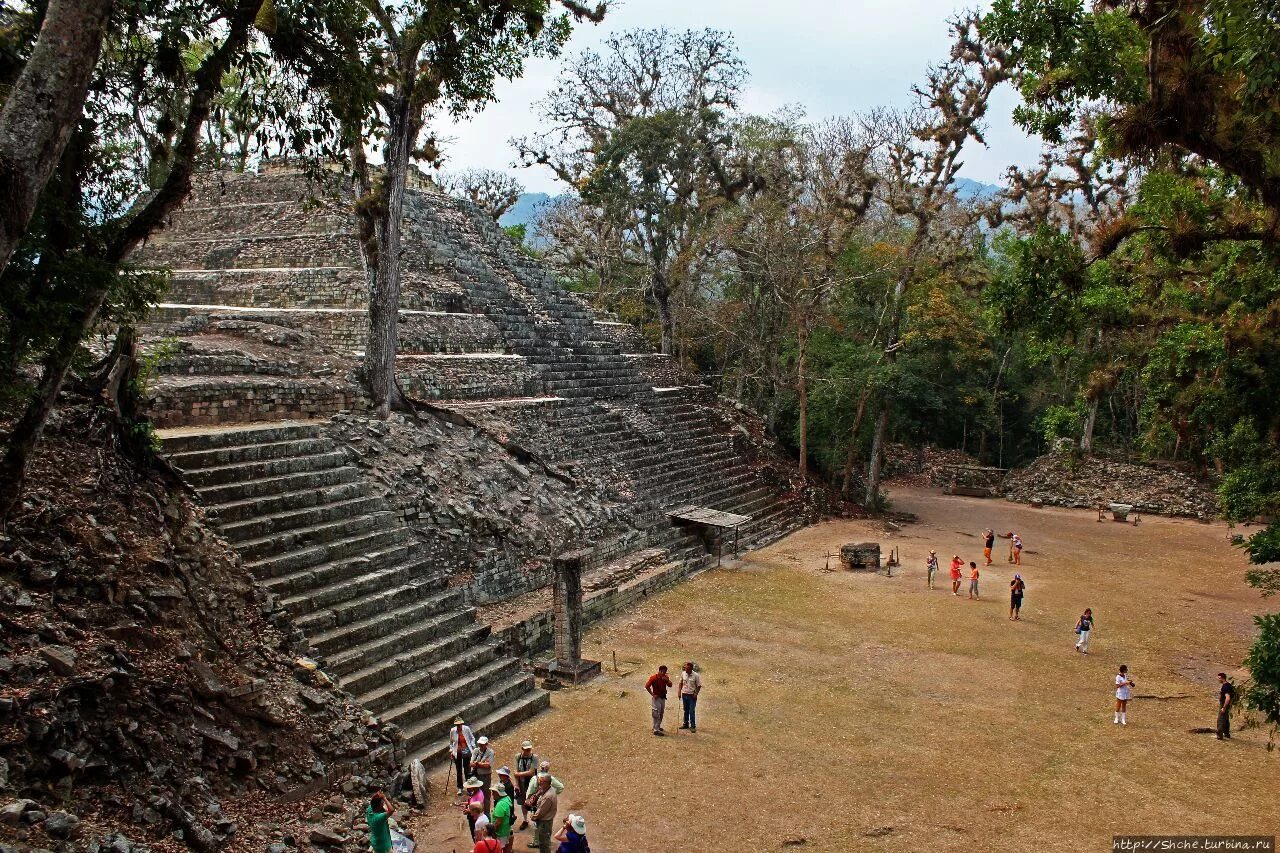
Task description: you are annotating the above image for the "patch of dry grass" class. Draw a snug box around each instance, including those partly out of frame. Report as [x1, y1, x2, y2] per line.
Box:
[407, 487, 1280, 852]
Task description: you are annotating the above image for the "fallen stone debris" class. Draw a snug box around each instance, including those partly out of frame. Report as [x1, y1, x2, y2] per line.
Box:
[1003, 451, 1219, 519]
[0, 406, 405, 851]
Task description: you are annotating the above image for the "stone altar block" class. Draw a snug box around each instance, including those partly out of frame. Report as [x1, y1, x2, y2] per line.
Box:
[839, 542, 882, 571]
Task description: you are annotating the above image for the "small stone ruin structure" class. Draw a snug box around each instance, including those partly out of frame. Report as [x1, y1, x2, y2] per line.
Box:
[940, 464, 1007, 498]
[133, 167, 826, 764]
[840, 542, 882, 571]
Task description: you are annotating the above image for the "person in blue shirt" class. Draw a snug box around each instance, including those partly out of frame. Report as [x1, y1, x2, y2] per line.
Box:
[553, 813, 590, 853]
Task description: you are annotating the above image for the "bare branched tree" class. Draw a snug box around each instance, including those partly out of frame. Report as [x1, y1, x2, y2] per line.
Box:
[437, 168, 526, 220]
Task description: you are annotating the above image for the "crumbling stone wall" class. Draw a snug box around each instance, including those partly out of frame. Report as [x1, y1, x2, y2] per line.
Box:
[1004, 451, 1219, 518]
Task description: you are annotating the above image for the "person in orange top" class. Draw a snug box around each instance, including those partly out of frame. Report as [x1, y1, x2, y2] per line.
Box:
[968, 561, 980, 600]
[645, 665, 673, 735]
[949, 556, 963, 596]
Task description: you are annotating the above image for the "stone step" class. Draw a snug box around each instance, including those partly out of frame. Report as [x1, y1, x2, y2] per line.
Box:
[159, 421, 325, 454]
[236, 511, 393, 563]
[296, 579, 460, 635]
[248, 526, 405, 580]
[207, 480, 373, 525]
[219, 494, 388, 545]
[167, 435, 333, 471]
[183, 449, 352, 488]
[341, 624, 492, 697]
[310, 587, 467, 657]
[326, 607, 479, 677]
[359, 642, 502, 716]
[405, 678, 548, 760]
[197, 465, 362, 506]
[267, 545, 418, 601]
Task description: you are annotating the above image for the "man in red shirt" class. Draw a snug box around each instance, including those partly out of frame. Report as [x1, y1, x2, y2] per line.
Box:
[645, 665, 673, 736]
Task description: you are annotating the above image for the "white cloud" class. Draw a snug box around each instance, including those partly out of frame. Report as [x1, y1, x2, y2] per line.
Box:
[431, 0, 1043, 194]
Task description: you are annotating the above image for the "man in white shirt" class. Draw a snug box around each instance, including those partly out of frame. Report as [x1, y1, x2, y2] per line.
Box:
[678, 661, 702, 733]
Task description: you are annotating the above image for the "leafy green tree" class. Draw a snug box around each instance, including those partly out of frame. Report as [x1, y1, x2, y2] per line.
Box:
[516, 28, 752, 355]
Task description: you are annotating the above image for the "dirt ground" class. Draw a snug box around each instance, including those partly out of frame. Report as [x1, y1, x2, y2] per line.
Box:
[406, 486, 1280, 852]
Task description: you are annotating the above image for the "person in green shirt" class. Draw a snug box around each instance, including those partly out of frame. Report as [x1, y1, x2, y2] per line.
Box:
[489, 781, 514, 850]
[366, 791, 394, 853]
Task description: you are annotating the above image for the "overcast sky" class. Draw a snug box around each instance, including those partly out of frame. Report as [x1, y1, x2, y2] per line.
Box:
[430, 0, 1043, 195]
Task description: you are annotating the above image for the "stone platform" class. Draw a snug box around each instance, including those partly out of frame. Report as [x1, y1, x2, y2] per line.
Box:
[134, 166, 828, 761]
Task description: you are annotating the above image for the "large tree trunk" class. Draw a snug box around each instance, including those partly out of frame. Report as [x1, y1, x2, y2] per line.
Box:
[797, 321, 809, 478]
[1080, 396, 1100, 454]
[862, 263, 912, 511]
[362, 101, 411, 419]
[0, 0, 259, 523]
[863, 403, 890, 510]
[652, 272, 674, 355]
[840, 387, 871, 497]
[0, 0, 114, 279]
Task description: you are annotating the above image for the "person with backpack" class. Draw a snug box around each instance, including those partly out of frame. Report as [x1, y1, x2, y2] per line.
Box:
[473, 823, 503, 853]
[1009, 574, 1025, 621]
[489, 780, 514, 852]
[553, 814, 590, 853]
[1075, 608, 1094, 653]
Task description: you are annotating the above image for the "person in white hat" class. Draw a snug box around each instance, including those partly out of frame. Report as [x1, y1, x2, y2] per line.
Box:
[489, 779, 514, 852]
[513, 740, 539, 830]
[462, 777, 485, 837]
[472, 735, 496, 812]
[552, 813, 588, 853]
[449, 716, 476, 795]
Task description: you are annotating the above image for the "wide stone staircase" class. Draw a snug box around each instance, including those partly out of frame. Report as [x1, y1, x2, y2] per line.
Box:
[159, 420, 549, 762]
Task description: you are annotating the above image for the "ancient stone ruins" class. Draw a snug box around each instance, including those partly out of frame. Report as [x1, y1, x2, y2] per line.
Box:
[134, 166, 826, 766]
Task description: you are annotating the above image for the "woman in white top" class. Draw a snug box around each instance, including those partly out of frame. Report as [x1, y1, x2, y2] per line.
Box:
[1114, 664, 1134, 725]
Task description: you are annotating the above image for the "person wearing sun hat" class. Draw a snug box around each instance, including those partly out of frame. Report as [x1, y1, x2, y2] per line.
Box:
[472, 735, 496, 812]
[462, 777, 485, 837]
[523, 759, 564, 801]
[449, 716, 476, 795]
[490, 778, 514, 852]
[513, 741, 539, 830]
[552, 813, 589, 853]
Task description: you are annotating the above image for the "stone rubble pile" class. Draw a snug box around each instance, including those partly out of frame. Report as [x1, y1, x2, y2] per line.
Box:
[0, 407, 400, 851]
[1003, 451, 1219, 519]
[883, 443, 989, 487]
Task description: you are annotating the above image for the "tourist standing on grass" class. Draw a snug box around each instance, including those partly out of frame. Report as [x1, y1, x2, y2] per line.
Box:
[1217, 672, 1236, 740]
[983, 529, 995, 566]
[1008, 574, 1025, 620]
[968, 562, 980, 600]
[514, 741, 539, 830]
[1075, 608, 1094, 653]
[950, 556, 964, 596]
[645, 664, 673, 735]
[490, 781, 514, 852]
[365, 792, 394, 853]
[473, 735, 496, 812]
[926, 550, 939, 589]
[529, 773, 560, 853]
[1114, 665, 1134, 725]
[553, 814, 590, 853]
[679, 661, 702, 732]
[450, 717, 476, 795]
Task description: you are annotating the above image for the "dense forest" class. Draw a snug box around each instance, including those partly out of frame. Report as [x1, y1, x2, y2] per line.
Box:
[1, 0, 1278, 743]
